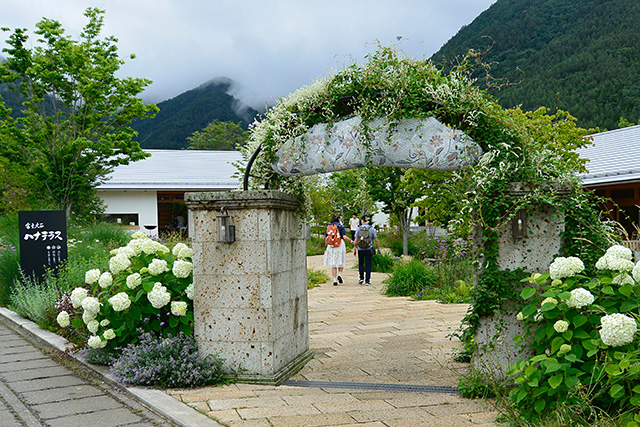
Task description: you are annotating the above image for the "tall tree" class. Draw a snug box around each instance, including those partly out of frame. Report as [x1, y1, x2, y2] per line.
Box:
[327, 169, 376, 218]
[186, 119, 248, 150]
[0, 8, 158, 218]
[365, 167, 422, 256]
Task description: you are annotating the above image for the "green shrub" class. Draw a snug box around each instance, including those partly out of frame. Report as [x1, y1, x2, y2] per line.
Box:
[307, 268, 330, 288]
[58, 232, 194, 352]
[371, 252, 396, 273]
[0, 214, 20, 306]
[383, 259, 438, 296]
[110, 331, 227, 388]
[458, 370, 497, 399]
[306, 235, 326, 256]
[10, 272, 61, 328]
[506, 245, 640, 425]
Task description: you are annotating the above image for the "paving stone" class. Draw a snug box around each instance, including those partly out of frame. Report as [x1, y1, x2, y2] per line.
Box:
[19, 384, 105, 405]
[1, 365, 70, 382]
[32, 394, 124, 420]
[43, 407, 145, 427]
[268, 412, 355, 427]
[9, 374, 86, 393]
[0, 351, 49, 364]
[0, 357, 59, 373]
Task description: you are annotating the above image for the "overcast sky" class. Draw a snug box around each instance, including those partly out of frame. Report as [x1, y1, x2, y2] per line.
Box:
[2, 0, 496, 109]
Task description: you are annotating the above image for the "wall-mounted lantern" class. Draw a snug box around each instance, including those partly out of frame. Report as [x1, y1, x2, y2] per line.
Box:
[217, 207, 236, 243]
[512, 209, 527, 239]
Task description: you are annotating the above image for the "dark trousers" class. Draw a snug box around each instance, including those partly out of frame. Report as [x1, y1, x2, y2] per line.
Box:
[357, 249, 373, 283]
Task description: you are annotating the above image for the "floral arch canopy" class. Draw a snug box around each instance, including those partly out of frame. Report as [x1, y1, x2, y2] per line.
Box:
[272, 116, 482, 176]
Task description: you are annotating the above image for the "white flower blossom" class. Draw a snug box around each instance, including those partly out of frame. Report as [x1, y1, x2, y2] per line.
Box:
[516, 311, 524, 321]
[566, 288, 595, 309]
[98, 272, 113, 288]
[600, 313, 637, 347]
[596, 254, 635, 272]
[103, 329, 116, 340]
[549, 256, 585, 280]
[71, 287, 89, 308]
[541, 297, 558, 307]
[171, 301, 188, 316]
[108, 292, 131, 312]
[126, 273, 142, 289]
[87, 335, 105, 349]
[172, 242, 189, 257]
[82, 310, 96, 324]
[148, 258, 169, 275]
[131, 231, 148, 239]
[100, 319, 110, 327]
[109, 253, 131, 275]
[81, 296, 101, 315]
[172, 260, 193, 278]
[85, 269, 100, 285]
[87, 319, 99, 334]
[185, 283, 194, 300]
[632, 261, 640, 283]
[554, 320, 569, 333]
[126, 238, 144, 256]
[177, 246, 193, 259]
[142, 239, 170, 256]
[612, 272, 634, 286]
[605, 245, 633, 260]
[147, 282, 171, 309]
[56, 311, 70, 328]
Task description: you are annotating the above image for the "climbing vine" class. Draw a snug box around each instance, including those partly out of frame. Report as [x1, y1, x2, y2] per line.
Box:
[241, 44, 612, 346]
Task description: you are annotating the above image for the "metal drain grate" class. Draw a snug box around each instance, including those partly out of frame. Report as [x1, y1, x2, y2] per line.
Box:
[283, 380, 459, 395]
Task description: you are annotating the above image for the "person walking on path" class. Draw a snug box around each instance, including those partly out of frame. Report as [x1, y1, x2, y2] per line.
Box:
[324, 214, 353, 286]
[349, 213, 360, 240]
[353, 216, 380, 286]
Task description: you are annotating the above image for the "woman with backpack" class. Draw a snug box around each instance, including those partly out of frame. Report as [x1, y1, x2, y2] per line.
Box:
[324, 214, 353, 286]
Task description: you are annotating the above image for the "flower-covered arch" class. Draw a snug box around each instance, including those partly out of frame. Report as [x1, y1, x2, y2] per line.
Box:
[241, 44, 611, 363]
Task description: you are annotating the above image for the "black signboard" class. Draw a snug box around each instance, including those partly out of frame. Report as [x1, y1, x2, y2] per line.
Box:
[18, 210, 68, 281]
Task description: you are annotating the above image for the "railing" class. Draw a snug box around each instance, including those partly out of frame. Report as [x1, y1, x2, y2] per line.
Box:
[622, 240, 640, 251]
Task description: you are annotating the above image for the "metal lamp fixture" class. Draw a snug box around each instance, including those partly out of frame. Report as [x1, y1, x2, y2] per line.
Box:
[512, 209, 527, 239]
[216, 207, 236, 243]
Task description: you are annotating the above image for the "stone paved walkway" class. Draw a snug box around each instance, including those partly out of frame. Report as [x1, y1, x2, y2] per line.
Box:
[167, 255, 498, 426]
[0, 320, 175, 427]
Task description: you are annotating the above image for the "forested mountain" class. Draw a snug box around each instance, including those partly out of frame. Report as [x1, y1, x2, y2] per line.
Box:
[431, 0, 640, 130]
[131, 78, 259, 149]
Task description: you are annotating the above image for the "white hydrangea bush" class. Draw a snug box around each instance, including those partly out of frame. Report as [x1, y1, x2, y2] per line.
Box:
[511, 244, 640, 419]
[57, 232, 195, 351]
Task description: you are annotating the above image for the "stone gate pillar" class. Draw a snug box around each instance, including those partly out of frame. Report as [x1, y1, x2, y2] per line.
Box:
[185, 190, 312, 385]
[473, 183, 568, 377]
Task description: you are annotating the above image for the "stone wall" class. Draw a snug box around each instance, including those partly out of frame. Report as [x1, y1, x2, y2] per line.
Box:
[473, 184, 567, 376]
[185, 190, 312, 385]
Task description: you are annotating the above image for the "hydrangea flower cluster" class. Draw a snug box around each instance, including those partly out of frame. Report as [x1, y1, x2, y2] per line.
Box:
[595, 245, 634, 272]
[554, 320, 569, 333]
[600, 313, 638, 347]
[56, 232, 194, 351]
[566, 288, 595, 309]
[549, 256, 585, 280]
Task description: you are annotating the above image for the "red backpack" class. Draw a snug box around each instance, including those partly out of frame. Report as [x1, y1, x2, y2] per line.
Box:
[325, 224, 342, 247]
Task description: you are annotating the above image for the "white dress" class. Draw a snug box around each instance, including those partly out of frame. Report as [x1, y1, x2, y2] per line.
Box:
[324, 239, 346, 267]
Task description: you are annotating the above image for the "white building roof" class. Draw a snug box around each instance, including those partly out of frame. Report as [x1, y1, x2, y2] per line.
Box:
[98, 149, 244, 191]
[577, 125, 640, 187]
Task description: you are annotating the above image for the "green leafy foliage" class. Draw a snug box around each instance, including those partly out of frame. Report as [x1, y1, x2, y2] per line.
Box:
[432, 0, 640, 131]
[383, 259, 438, 297]
[507, 246, 640, 424]
[307, 268, 330, 288]
[371, 252, 396, 273]
[58, 233, 194, 352]
[0, 8, 158, 218]
[186, 119, 249, 150]
[110, 331, 227, 388]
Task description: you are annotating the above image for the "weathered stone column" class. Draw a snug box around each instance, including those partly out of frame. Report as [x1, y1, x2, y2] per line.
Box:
[473, 183, 567, 377]
[185, 190, 312, 385]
